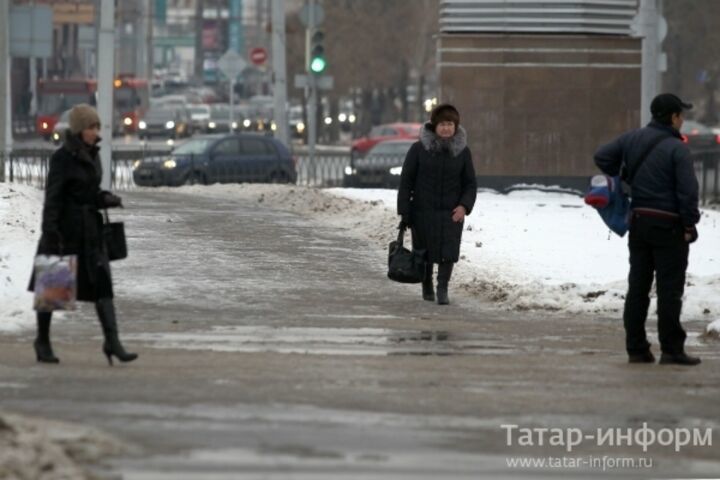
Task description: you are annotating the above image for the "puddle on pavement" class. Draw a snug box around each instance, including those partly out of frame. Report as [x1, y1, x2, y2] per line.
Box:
[125, 326, 522, 356]
[0, 382, 27, 390]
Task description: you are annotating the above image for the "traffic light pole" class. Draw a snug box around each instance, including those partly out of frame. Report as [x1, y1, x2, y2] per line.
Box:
[306, 0, 317, 183]
[308, 75, 317, 183]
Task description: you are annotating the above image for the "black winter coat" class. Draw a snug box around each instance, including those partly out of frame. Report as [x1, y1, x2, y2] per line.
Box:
[594, 120, 700, 227]
[397, 124, 477, 264]
[28, 133, 114, 301]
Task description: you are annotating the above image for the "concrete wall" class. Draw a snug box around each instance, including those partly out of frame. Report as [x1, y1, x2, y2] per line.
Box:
[438, 34, 641, 189]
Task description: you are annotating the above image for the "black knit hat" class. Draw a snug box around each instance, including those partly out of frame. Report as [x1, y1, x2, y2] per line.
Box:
[430, 103, 460, 129]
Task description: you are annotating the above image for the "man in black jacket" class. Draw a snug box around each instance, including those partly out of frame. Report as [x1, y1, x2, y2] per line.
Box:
[594, 93, 701, 366]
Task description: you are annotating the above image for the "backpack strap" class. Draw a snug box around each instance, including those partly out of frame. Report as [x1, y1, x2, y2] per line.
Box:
[624, 133, 673, 185]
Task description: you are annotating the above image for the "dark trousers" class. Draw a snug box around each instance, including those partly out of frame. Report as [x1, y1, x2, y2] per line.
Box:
[623, 215, 689, 355]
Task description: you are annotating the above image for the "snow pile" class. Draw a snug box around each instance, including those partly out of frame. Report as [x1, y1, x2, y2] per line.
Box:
[0, 183, 43, 332]
[174, 184, 720, 320]
[703, 319, 720, 340]
[0, 410, 129, 479]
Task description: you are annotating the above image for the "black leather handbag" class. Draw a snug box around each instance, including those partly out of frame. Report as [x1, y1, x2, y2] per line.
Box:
[387, 223, 427, 284]
[103, 210, 127, 261]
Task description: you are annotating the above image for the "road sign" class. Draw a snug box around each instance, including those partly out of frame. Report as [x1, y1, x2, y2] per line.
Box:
[299, 4, 324, 28]
[249, 47, 268, 66]
[294, 74, 334, 90]
[9, 5, 53, 58]
[217, 49, 247, 79]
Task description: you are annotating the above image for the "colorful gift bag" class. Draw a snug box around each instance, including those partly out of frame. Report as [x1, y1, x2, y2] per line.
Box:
[33, 255, 78, 312]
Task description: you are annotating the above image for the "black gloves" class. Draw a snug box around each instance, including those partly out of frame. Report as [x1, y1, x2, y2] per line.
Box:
[685, 226, 698, 244]
[399, 215, 411, 229]
[99, 191, 123, 209]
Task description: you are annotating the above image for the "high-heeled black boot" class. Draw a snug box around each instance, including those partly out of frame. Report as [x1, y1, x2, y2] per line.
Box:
[95, 298, 138, 366]
[436, 263, 454, 305]
[422, 263, 435, 301]
[34, 312, 60, 364]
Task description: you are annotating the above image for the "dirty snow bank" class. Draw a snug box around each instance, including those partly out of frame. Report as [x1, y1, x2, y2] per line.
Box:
[704, 319, 720, 339]
[0, 410, 129, 479]
[171, 184, 720, 320]
[0, 183, 43, 332]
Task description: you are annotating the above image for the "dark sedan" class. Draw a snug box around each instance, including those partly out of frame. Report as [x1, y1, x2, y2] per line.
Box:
[132, 134, 297, 187]
[681, 120, 720, 150]
[343, 139, 414, 188]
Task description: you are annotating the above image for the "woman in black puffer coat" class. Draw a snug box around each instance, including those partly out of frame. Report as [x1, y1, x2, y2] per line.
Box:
[397, 104, 477, 305]
[28, 104, 138, 366]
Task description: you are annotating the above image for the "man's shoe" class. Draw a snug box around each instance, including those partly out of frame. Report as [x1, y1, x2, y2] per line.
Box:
[659, 353, 701, 366]
[628, 351, 655, 363]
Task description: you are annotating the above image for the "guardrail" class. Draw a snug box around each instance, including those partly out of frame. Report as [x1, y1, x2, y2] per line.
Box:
[2, 147, 719, 204]
[11, 115, 36, 139]
[693, 149, 720, 206]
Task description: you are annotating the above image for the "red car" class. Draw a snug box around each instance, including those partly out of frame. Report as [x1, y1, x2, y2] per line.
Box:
[351, 122, 422, 159]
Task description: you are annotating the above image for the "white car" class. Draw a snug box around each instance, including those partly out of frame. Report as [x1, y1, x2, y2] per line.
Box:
[189, 104, 211, 130]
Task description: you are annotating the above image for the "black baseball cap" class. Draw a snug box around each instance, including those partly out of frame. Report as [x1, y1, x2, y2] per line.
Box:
[650, 93, 693, 119]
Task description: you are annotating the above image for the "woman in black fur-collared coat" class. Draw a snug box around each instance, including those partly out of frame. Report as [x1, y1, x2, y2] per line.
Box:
[397, 104, 477, 305]
[28, 104, 138, 366]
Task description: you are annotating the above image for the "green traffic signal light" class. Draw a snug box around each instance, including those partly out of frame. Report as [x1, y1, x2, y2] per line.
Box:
[309, 29, 326, 74]
[310, 56, 326, 73]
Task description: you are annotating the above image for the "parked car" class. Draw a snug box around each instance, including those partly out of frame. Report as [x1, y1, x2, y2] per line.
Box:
[350, 122, 421, 159]
[343, 139, 414, 188]
[680, 120, 720, 150]
[132, 134, 297, 187]
[138, 107, 192, 139]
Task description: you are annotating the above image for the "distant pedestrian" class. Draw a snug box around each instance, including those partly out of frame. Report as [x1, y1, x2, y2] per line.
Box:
[594, 93, 701, 366]
[397, 104, 477, 305]
[28, 104, 138, 366]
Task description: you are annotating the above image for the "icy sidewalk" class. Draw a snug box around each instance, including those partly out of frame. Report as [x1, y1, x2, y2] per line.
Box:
[2, 182, 719, 332]
[166, 183, 720, 322]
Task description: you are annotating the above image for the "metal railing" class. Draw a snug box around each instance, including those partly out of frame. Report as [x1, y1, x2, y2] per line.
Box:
[11, 115, 36, 139]
[693, 150, 720, 206]
[2, 147, 719, 204]
[1, 148, 172, 191]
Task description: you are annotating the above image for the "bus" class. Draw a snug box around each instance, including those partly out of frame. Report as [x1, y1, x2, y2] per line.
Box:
[36, 76, 150, 138]
[36, 78, 96, 139]
[114, 75, 149, 133]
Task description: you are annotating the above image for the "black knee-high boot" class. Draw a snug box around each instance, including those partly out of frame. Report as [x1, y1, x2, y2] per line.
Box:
[422, 263, 435, 301]
[436, 263, 454, 305]
[95, 298, 138, 366]
[34, 312, 59, 363]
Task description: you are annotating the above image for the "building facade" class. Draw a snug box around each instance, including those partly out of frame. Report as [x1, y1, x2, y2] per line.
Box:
[438, 0, 642, 189]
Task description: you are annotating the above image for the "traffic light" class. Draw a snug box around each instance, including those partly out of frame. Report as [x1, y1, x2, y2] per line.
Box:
[309, 30, 326, 74]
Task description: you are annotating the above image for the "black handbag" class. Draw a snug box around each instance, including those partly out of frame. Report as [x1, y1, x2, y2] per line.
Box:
[103, 209, 128, 261]
[387, 222, 427, 283]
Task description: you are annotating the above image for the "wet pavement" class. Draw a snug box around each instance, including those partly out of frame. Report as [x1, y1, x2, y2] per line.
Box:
[1, 189, 720, 479]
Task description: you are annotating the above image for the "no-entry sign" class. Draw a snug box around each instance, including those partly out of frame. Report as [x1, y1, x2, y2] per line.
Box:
[249, 47, 268, 66]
